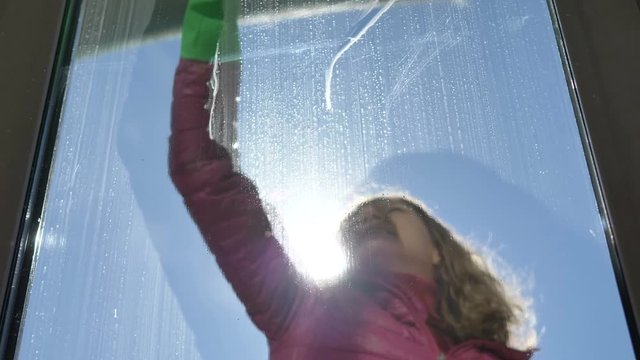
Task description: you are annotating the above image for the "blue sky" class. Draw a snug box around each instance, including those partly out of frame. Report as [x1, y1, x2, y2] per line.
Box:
[17, 0, 634, 359]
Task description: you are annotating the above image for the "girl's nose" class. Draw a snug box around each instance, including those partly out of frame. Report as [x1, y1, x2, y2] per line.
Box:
[359, 204, 386, 222]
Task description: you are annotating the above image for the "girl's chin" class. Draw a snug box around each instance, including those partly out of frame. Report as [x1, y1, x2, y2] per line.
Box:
[355, 233, 398, 245]
[352, 240, 402, 266]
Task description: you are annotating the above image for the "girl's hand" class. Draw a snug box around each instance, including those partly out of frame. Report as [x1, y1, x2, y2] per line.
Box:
[180, 0, 224, 62]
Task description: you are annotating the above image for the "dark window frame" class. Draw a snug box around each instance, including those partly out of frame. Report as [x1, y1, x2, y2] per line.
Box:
[0, 0, 81, 358]
[0, 0, 638, 358]
[547, 0, 640, 353]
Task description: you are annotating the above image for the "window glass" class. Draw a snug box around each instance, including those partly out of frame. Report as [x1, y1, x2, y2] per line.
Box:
[17, 0, 634, 359]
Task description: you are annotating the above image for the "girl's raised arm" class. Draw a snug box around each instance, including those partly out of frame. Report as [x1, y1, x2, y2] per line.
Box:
[168, 0, 305, 341]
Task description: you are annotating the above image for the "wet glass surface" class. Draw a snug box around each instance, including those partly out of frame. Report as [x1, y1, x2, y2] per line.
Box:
[16, 0, 634, 359]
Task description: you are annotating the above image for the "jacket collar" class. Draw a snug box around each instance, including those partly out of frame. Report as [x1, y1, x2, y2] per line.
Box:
[349, 268, 438, 328]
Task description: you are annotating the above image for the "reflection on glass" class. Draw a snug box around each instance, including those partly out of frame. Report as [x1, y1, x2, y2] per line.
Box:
[16, 0, 634, 359]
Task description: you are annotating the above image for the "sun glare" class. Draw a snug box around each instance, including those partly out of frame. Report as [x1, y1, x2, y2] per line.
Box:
[276, 192, 349, 283]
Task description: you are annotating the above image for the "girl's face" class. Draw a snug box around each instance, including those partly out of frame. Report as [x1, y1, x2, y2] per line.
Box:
[342, 198, 441, 280]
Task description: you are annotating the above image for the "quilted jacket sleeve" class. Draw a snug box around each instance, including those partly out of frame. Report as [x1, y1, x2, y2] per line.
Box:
[169, 58, 302, 340]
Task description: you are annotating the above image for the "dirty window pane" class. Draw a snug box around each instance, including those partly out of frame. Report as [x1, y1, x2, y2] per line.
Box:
[16, 0, 634, 359]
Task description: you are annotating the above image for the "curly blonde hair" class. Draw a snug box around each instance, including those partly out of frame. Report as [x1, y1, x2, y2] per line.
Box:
[341, 195, 535, 348]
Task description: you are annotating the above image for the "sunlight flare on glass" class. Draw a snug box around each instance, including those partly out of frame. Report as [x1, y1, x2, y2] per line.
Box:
[277, 192, 348, 283]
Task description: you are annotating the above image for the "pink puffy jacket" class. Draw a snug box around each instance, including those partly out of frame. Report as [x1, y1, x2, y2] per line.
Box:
[169, 58, 533, 360]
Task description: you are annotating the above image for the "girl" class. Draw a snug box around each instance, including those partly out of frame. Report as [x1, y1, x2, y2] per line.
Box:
[170, 1, 534, 358]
